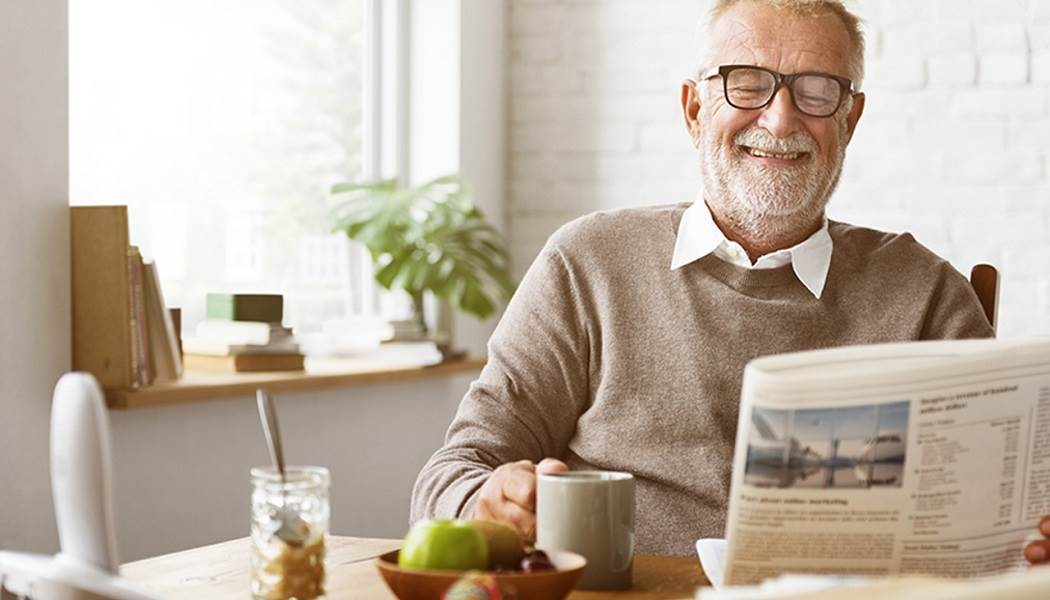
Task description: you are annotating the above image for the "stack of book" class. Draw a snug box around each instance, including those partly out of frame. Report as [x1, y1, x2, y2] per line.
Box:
[386, 318, 428, 342]
[182, 293, 305, 373]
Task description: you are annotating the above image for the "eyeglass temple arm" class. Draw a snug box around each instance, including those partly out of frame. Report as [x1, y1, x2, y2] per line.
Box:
[698, 66, 720, 80]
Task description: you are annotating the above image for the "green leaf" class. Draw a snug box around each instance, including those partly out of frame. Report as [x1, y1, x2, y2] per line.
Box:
[330, 178, 398, 195]
[330, 171, 517, 321]
[459, 280, 496, 320]
[374, 256, 403, 289]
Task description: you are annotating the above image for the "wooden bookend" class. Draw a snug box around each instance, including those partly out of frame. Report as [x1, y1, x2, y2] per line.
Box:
[71, 206, 135, 393]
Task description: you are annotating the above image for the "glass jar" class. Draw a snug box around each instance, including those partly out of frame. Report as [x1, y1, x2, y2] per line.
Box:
[250, 466, 330, 600]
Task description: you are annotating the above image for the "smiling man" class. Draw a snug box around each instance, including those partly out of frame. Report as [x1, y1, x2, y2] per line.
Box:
[410, 0, 1025, 557]
[684, 1, 863, 267]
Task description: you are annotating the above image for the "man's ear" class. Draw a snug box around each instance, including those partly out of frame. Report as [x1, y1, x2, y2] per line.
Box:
[681, 80, 702, 147]
[844, 92, 865, 145]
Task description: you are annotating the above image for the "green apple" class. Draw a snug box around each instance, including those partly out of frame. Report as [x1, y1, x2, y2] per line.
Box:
[398, 519, 489, 571]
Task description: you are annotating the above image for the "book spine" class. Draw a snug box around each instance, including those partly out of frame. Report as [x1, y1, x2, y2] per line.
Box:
[183, 352, 304, 373]
[205, 293, 283, 323]
[194, 320, 278, 345]
[205, 293, 234, 321]
[143, 260, 184, 381]
[127, 247, 150, 387]
[169, 307, 182, 358]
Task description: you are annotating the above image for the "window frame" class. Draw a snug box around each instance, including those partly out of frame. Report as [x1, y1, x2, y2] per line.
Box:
[354, 0, 411, 318]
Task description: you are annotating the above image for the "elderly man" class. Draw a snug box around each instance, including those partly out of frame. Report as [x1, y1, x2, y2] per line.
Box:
[412, 0, 1050, 560]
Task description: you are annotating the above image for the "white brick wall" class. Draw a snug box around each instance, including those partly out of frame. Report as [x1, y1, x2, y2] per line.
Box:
[507, 0, 1050, 338]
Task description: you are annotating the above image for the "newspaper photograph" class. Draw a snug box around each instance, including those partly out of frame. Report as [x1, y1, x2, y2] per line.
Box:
[721, 337, 1050, 585]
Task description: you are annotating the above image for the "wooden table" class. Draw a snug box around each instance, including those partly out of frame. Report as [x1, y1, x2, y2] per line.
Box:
[122, 536, 710, 599]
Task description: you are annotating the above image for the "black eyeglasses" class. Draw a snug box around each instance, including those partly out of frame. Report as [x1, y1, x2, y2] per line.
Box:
[698, 64, 855, 118]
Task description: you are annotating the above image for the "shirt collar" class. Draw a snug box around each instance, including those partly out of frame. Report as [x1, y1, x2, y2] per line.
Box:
[670, 200, 834, 299]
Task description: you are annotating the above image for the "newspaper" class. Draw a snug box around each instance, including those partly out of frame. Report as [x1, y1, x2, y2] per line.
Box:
[720, 337, 1050, 586]
[696, 568, 1050, 600]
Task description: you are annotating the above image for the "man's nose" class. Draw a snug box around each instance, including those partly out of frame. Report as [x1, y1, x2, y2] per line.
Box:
[756, 85, 804, 138]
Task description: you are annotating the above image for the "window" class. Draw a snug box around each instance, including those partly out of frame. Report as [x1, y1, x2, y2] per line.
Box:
[70, 0, 405, 332]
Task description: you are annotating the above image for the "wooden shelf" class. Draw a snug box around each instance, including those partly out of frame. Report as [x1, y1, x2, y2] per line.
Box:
[108, 356, 486, 410]
[71, 205, 485, 411]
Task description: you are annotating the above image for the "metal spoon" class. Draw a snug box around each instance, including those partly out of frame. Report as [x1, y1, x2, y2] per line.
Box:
[256, 389, 310, 546]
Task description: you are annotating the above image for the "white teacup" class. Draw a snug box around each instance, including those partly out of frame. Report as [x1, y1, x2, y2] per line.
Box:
[536, 471, 635, 590]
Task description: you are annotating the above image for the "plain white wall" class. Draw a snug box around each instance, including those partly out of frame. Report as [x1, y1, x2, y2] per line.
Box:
[507, 0, 1050, 337]
[109, 375, 473, 561]
[0, 0, 69, 555]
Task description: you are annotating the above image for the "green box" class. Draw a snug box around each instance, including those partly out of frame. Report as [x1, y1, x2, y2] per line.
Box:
[205, 293, 283, 323]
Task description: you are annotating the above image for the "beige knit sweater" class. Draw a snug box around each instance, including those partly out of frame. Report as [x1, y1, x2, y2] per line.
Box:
[410, 203, 994, 556]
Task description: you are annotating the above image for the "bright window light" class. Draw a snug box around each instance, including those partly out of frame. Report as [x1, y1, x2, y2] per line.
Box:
[70, 0, 370, 331]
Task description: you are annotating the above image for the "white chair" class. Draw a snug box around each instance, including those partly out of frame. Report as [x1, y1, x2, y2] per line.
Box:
[0, 373, 156, 600]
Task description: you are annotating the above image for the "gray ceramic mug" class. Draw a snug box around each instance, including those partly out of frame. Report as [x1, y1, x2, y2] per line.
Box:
[536, 471, 635, 590]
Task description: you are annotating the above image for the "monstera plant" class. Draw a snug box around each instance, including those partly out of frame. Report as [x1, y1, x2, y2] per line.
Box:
[330, 174, 515, 334]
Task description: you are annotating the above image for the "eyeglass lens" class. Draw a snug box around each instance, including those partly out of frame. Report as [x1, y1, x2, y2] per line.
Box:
[725, 67, 842, 117]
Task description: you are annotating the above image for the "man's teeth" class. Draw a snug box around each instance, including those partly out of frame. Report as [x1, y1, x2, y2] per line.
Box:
[745, 147, 801, 160]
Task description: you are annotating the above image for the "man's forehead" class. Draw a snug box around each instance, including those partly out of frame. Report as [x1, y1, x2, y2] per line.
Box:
[706, 3, 852, 76]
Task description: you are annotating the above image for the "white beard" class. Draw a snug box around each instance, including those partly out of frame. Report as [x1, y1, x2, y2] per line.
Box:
[699, 118, 848, 246]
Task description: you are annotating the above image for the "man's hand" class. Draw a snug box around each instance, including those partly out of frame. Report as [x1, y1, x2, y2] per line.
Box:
[473, 458, 569, 542]
[1024, 516, 1050, 564]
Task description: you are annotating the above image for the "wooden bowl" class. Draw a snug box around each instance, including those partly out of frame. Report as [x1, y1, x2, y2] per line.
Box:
[375, 549, 586, 600]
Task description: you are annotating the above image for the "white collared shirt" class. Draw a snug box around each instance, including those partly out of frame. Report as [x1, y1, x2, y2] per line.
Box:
[670, 200, 833, 299]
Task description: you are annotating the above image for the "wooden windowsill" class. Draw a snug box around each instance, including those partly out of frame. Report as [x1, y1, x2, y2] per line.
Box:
[108, 356, 486, 410]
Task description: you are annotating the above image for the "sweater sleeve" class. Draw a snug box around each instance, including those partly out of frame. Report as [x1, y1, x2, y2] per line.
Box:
[410, 242, 592, 524]
[919, 261, 996, 340]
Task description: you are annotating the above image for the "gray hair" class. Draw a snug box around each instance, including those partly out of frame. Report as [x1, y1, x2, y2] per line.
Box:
[701, 0, 866, 90]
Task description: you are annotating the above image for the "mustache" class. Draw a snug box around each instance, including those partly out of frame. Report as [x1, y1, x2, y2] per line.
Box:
[732, 128, 819, 154]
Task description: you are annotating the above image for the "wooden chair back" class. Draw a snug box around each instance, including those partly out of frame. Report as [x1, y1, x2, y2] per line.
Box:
[969, 263, 999, 333]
